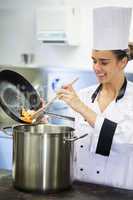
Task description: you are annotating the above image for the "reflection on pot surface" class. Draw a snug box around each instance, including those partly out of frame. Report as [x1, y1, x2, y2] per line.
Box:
[12, 124, 75, 193]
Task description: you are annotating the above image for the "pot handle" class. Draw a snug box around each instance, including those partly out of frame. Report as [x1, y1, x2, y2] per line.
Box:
[64, 133, 88, 142]
[1, 126, 13, 136]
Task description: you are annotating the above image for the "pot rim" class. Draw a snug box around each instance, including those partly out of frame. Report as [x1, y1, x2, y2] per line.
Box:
[13, 123, 74, 134]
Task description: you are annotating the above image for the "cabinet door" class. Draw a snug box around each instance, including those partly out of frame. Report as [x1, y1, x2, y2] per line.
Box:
[0, 132, 13, 170]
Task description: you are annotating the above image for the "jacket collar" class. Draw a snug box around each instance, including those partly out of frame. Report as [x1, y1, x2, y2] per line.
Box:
[91, 77, 127, 103]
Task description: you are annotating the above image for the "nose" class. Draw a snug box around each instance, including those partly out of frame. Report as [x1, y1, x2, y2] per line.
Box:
[93, 62, 101, 72]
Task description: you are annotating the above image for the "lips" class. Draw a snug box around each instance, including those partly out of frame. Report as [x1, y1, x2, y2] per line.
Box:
[97, 73, 105, 76]
[96, 73, 106, 78]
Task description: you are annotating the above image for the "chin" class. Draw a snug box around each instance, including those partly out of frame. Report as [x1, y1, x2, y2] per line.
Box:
[96, 75, 110, 84]
[97, 77, 106, 83]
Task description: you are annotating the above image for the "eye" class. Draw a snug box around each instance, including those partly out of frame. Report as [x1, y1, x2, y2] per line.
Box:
[101, 61, 109, 66]
[92, 59, 97, 64]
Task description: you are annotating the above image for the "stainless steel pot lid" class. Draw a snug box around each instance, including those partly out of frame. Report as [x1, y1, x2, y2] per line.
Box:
[0, 69, 41, 123]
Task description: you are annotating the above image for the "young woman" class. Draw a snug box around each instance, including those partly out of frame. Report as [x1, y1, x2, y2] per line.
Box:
[57, 7, 133, 190]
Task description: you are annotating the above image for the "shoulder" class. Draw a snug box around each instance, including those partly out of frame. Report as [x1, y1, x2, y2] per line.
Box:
[127, 80, 133, 86]
[126, 80, 133, 92]
[121, 80, 133, 105]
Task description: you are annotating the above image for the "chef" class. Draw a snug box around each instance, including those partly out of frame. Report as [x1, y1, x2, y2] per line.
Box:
[57, 7, 133, 190]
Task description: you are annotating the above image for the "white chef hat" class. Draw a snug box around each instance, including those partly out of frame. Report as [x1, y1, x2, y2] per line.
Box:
[93, 6, 132, 50]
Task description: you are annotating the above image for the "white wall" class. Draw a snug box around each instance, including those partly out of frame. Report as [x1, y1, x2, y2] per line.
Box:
[0, 0, 133, 70]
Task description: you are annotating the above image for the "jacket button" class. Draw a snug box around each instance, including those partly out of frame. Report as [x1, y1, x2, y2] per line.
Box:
[80, 168, 83, 171]
[80, 145, 83, 148]
[96, 170, 100, 174]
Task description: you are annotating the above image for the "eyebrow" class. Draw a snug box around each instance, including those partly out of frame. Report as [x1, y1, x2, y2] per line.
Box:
[91, 57, 112, 61]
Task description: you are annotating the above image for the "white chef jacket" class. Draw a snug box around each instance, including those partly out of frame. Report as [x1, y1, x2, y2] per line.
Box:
[71, 79, 133, 190]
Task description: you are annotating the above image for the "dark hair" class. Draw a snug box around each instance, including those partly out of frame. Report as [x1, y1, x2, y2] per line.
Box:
[128, 42, 133, 60]
[112, 49, 129, 61]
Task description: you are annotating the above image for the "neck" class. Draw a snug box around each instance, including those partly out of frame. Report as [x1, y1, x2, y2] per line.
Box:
[102, 73, 125, 96]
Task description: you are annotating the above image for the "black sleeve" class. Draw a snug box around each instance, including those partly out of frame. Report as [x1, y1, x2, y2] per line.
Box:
[95, 118, 117, 156]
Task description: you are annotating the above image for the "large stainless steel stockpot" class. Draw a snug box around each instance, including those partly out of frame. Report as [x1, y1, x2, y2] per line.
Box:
[6, 123, 87, 193]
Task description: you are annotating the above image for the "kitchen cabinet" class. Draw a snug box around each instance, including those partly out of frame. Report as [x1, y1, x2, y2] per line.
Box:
[0, 8, 36, 65]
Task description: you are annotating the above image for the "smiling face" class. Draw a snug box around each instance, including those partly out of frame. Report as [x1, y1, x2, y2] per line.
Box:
[91, 50, 127, 84]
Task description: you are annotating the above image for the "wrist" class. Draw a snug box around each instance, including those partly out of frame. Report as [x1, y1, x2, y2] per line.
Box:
[78, 101, 88, 115]
[78, 103, 97, 127]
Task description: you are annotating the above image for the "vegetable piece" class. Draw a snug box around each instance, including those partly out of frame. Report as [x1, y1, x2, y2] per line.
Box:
[20, 108, 35, 123]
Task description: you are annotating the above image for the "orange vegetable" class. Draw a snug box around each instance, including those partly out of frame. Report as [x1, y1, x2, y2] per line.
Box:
[20, 108, 35, 123]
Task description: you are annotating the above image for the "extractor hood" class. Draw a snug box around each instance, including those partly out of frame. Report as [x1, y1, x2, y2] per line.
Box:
[36, 6, 81, 46]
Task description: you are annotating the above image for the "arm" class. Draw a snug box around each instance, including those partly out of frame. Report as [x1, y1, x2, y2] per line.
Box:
[57, 84, 97, 127]
[57, 84, 133, 145]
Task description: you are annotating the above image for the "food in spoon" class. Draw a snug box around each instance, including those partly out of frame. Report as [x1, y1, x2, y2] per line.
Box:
[20, 108, 35, 123]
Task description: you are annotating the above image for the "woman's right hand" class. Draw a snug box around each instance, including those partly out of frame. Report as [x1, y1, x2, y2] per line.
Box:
[57, 84, 85, 114]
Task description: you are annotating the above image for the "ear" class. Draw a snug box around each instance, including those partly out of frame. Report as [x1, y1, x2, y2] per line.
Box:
[120, 57, 128, 70]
